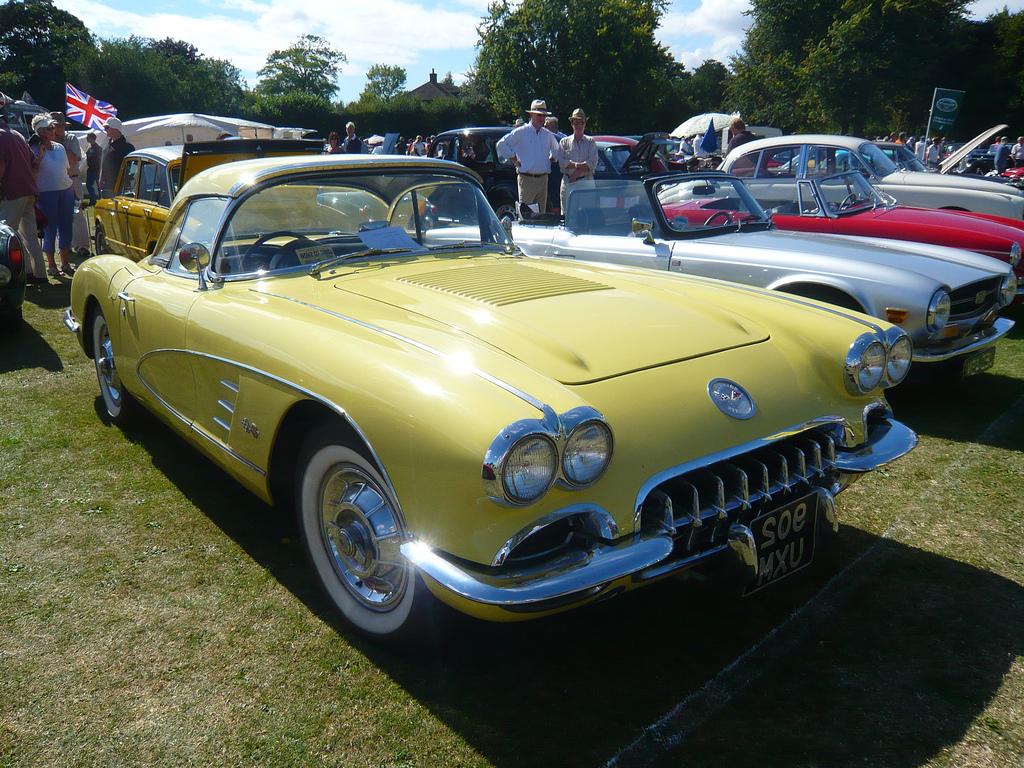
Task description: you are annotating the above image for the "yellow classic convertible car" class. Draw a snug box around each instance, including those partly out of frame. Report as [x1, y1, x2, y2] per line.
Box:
[65, 155, 917, 641]
[94, 139, 323, 260]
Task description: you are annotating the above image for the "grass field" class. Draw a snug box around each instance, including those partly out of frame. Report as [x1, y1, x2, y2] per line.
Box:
[1, 278, 1022, 768]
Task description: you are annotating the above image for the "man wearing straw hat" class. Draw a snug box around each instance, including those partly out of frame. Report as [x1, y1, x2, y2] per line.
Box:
[557, 108, 597, 213]
[496, 98, 560, 215]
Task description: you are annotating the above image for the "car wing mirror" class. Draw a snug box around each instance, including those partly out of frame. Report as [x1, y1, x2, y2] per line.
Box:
[631, 218, 656, 245]
[500, 215, 514, 238]
[178, 242, 211, 291]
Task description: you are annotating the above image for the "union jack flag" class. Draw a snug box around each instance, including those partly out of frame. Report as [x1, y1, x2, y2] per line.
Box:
[65, 82, 118, 130]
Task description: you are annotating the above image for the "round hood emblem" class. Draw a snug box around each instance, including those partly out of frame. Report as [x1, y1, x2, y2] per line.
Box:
[708, 378, 756, 420]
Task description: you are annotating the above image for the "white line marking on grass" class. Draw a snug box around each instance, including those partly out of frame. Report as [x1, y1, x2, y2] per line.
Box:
[602, 394, 1024, 768]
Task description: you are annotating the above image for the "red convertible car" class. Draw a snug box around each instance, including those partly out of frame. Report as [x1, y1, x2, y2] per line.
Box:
[743, 170, 1024, 294]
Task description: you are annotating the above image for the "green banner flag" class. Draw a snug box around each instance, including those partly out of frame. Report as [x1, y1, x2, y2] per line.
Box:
[927, 88, 965, 134]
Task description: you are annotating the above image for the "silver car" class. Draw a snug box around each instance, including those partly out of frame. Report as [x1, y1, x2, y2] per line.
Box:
[509, 174, 1016, 380]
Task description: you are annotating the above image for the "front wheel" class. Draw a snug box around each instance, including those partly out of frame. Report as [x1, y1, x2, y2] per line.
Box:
[296, 435, 435, 641]
[91, 307, 143, 426]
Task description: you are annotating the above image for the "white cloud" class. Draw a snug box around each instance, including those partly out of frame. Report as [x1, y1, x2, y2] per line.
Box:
[658, 0, 751, 69]
[55, 0, 481, 84]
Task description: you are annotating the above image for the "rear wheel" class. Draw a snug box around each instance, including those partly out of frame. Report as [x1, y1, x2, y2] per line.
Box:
[91, 307, 143, 426]
[94, 223, 107, 255]
[492, 194, 517, 221]
[296, 433, 436, 641]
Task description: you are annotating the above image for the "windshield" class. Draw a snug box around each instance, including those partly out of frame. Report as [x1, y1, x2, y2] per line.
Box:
[815, 172, 888, 214]
[213, 171, 509, 276]
[888, 144, 926, 172]
[857, 142, 898, 177]
[655, 176, 769, 234]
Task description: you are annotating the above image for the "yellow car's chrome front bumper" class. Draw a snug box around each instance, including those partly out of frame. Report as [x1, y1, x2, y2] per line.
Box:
[403, 415, 917, 617]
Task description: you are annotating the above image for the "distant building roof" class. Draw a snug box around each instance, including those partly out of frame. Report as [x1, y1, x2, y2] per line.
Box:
[407, 69, 459, 101]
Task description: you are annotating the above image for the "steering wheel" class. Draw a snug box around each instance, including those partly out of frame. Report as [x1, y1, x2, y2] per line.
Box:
[241, 230, 318, 271]
[703, 210, 735, 226]
[838, 193, 860, 210]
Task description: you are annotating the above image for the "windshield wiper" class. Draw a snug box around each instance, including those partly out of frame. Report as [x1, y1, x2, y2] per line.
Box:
[309, 247, 413, 276]
[427, 241, 505, 252]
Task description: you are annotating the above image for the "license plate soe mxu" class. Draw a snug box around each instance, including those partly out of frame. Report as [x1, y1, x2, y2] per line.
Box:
[745, 493, 818, 594]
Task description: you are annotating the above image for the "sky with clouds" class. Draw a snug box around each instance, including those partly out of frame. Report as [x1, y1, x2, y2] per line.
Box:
[54, 0, 1023, 104]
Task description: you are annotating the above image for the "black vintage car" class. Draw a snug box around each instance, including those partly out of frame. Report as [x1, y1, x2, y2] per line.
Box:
[431, 127, 566, 217]
[433, 127, 675, 218]
[0, 222, 27, 330]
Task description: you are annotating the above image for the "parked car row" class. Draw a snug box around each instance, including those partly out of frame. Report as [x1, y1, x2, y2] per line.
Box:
[54, 126, 1018, 644]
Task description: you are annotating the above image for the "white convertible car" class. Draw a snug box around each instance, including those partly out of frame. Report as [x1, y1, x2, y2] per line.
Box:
[508, 173, 1016, 381]
[721, 134, 1024, 220]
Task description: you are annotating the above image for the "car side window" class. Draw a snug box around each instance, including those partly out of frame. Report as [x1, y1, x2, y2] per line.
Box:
[138, 161, 167, 205]
[729, 152, 759, 177]
[151, 206, 187, 270]
[433, 138, 454, 160]
[807, 146, 862, 176]
[169, 197, 228, 275]
[755, 147, 798, 178]
[118, 159, 140, 197]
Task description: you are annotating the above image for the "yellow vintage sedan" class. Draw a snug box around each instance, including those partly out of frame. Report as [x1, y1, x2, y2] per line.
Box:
[65, 155, 916, 641]
[94, 139, 323, 260]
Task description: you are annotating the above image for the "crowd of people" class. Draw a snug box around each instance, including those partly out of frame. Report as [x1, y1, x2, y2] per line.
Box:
[0, 108, 133, 284]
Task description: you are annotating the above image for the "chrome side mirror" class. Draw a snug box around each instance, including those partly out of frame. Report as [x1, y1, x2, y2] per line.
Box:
[631, 218, 655, 245]
[500, 215, 514, 237]
[178, 242, 211, 291]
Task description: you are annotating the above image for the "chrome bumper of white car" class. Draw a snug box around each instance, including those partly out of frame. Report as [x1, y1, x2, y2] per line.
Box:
[914, 317, 1014, 363]
[404, 415, 917, 612]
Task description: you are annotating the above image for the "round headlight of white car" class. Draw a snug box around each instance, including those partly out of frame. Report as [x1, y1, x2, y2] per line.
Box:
[926, 290, 951, 332]
[886, 334, 913, 385]
[999, 272, 1017, 307]
[562, 421, 613, 487]
[845, 334, 887, 394]
[502, 435, 558, 504]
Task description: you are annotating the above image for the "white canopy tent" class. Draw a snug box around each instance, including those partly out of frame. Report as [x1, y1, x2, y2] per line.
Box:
[115, 113, 279, 148]
[670, 112, 741, 139]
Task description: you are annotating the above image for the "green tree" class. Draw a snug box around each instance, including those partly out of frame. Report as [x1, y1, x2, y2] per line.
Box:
[72, 36, 245, 119]
[0, 0, 95, 108]
[357, 64, 407, 105]
[257, 35, 346, 100]
[729, 0, 970, 135]
[473, 0, 679, 132]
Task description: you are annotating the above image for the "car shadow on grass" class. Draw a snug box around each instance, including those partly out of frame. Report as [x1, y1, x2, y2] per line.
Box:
[0, 315, 63, 372]
[22, 278, 72, 311]
[108, 412, 1024, 768]
[888, 371, 1023, 450]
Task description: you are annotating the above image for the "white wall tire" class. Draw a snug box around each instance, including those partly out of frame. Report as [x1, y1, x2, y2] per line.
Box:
[296, 437, 432, 640]
[91, 307, 141, 426]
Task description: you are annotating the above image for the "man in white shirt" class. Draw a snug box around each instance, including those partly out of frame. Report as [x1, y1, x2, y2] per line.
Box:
[496, 99, 560, 215]
[1012, 136, 1024, 166]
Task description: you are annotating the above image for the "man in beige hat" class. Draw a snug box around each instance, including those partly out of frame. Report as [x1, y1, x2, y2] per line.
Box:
[557, 108, 598, 213]
[495, 98, 560, 214]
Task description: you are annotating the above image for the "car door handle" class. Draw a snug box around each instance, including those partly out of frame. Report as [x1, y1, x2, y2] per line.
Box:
[116, 291, 135, 315]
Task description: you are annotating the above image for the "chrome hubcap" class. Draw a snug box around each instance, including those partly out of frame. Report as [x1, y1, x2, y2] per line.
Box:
[96, 326, 121, 406]
[320, 466, 406, 610]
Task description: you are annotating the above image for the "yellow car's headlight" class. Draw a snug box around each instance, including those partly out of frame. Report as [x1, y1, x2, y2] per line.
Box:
[845, 333, 887, 394]
[562, 421, 613, 487]
[502, 435, 558, 504]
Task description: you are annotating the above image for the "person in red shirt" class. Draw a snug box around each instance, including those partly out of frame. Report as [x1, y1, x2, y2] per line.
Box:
[0, 110, 46, 283]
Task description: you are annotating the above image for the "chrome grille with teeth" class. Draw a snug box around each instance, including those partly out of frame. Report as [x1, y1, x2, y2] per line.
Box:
[637, 427, 838, 576]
